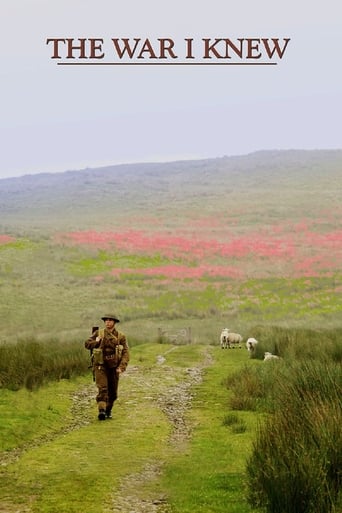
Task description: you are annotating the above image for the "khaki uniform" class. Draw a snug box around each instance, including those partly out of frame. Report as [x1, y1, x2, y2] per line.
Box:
[85, 327, 129, 413]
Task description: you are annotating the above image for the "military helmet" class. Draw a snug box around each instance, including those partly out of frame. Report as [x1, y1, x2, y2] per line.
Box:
[101, 313, 120, 323]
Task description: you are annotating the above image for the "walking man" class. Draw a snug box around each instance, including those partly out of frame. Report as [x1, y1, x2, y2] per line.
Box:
[85, 313, 130, 420]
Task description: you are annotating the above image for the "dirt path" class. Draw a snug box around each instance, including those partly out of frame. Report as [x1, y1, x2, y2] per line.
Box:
[105, 346, 213, 513]
[0, 346, 213, 513]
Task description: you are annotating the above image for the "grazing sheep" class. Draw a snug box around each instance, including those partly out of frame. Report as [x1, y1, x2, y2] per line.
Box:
[220, 328, 230, 349]
[264, 352, 279, 361]
[246, 337, 258, 352]
[226, 331, 243, 349]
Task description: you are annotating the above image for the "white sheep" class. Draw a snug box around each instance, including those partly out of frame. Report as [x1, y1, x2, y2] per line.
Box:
[220, 328, 230, 349]
[246, 337, 258, 352]
[226, 331, 243, 349]
[264, 352, 279, 361]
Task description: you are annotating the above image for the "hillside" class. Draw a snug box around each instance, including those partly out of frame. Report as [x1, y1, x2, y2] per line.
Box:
[0, 149, 342, 340]
[1, 149, 341, 232]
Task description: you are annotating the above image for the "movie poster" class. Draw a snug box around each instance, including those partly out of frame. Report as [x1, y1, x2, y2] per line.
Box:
[1, 3, 342, 512]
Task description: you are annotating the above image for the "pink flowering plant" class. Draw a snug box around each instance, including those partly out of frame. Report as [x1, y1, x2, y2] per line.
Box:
[57, 218, 342, 282]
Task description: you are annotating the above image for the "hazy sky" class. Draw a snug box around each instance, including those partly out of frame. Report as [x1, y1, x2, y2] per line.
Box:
[1, 0, 341, 178]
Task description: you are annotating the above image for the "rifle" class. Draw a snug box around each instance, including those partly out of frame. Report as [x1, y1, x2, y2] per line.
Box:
[88, 326, 99, 382]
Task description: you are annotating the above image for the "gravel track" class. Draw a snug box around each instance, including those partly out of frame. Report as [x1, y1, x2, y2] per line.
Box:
[107, 347, 213, 513]
[0, 346, 213, 513]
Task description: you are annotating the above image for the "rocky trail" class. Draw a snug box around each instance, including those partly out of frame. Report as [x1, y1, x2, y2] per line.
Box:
[107, 347, 213, 513]
[0, 346, 214, 513]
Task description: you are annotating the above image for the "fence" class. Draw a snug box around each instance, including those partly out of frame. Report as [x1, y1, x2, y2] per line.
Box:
[157, 327, 192, 344]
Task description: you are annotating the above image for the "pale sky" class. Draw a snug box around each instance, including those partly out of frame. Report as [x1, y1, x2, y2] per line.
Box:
[1, 0, 341, 178]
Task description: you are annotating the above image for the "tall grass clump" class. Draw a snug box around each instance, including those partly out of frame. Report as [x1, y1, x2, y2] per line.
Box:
[247, 325, 342, 363]
[224, 361, 284, 413]
[246, 359, 342, 513]
[0, 338, 89, 390]
[222, 327, 342, 511]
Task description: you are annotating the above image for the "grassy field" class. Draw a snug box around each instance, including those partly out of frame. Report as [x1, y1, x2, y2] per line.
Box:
[1, 150, 342, 511]
[0, 343, 261, 513]
[1, 335, 341, 512]
[0, 222, 341, 343]
[1, 150, 342, 342]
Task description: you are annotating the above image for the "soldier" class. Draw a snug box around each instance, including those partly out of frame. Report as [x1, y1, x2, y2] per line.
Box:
[85, 313, 130, 420]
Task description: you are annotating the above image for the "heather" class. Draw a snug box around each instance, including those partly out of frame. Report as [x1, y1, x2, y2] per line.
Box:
[1, 221, 341, 342]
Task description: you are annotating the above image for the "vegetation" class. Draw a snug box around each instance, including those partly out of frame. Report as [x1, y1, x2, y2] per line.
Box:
[0, 341, 257, 512]
[0, 338, 89, 391]
[1, 150, 342, 342]
[1, 328, 341, 511]
[1, 150, 342, 511]
[225, 328, 342, 513]
[246, 360, 342, 513]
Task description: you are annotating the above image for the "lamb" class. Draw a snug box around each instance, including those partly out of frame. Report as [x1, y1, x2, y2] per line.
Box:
[246, 337, 258, 352]
[220, 328, 230, 349]
[264, 352, 279, 361]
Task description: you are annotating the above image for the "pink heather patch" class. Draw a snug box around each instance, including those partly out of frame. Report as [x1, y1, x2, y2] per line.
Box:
[60, 229, 297, 260]
[58, 223, 342, 280]
[305, 230, 342, 247]
[110, 264, 243, 279]
[218, 236, 296, 259]
[0, 235, 15, 245]
[294, 256, 333, 275]
[293, 220, 310, 232]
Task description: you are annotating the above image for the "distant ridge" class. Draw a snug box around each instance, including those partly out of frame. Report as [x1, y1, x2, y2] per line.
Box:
[1, 148, 341, 183]
[1, 149, 341, 232]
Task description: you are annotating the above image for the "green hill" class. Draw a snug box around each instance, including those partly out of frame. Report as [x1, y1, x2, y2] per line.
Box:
[1, 149, 341, 232]
[0, 149, 341, 341]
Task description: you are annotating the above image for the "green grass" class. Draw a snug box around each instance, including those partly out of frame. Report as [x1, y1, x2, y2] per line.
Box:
[0, 338, 89, 390]
[0, 343, 255, 513]
[0, 343, 200, 511]
[1, 333, 342, 512]
[1, 403, 169, 513]
[0, 378, 79, 452]
[68, 249, 175, 276]
[161, 347, 259, 513]
[245, 360, 342, 513]
[1, 150, 342, 511]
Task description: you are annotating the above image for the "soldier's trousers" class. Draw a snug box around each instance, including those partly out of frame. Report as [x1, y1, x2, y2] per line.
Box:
[94, 365, 119, 411]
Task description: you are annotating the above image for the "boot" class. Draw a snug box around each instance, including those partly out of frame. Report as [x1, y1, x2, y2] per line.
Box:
[98, 409, 106, 421]
[105, 407, 112, 419]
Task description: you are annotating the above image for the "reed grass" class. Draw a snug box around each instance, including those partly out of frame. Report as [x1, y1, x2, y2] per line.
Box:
[0, 338, 89, 390]
[224, 326, 342, 512]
